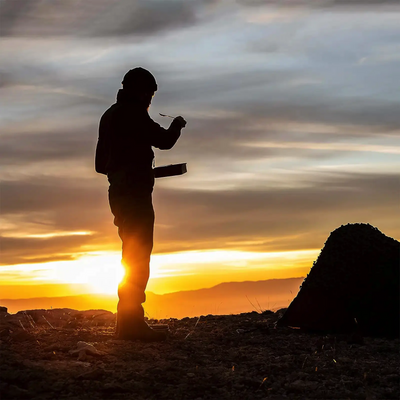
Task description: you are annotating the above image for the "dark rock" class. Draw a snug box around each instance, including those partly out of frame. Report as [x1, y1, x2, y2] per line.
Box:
[0, 326, 11, 338]
[262, 310, 274, 315]
[4, 385, 31, 399]
[278, 224, 400, 337]
[11, 330, 35, 342]
[102, 382, 129, 393]
[0, 306, 8, 313]
[77, 368, 105, 380]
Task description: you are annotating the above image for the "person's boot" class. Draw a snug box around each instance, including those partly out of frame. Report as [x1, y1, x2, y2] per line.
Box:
[116, 312, 167, 342]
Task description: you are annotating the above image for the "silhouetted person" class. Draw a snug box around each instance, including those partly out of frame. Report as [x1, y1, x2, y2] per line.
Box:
[95, 67, 186, 341]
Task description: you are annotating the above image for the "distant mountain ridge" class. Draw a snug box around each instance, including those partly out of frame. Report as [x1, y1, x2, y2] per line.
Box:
[1, 277, 304, 318]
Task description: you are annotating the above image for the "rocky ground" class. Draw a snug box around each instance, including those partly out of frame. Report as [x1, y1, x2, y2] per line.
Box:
[0, 308, 399, 400]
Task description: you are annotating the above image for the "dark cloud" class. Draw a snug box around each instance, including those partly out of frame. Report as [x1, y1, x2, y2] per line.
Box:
[0, 176, 116, 265]
[1, 171, 398, 264]
[1, 236, 89, 265]
[240, 0, 400, 6]
[1, 177, 102, 215]
[0, 175, 114, 247]
[155, 67, 400, 131]
[329, 0, 400, 5]
[0, 61, 68, 89]
[0, 0, 197, 38]
[1, 128, 96, 165]
[153, 172, 399, 253]
[241, 100, 400, 132]
[232, 0, 400, 8]
[1, 0, 398, 40]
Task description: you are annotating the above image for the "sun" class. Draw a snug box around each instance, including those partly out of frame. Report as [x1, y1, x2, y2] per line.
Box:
[84, 254, 125, 295]
[41, 252, 126, 295]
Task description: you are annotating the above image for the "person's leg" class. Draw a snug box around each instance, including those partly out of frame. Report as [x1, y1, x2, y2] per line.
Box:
[110, 194, 165, 340]
[117, 200, 154, 318]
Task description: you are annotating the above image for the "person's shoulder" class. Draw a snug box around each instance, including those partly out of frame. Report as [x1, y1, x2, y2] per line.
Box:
[101, 103, 118, 119]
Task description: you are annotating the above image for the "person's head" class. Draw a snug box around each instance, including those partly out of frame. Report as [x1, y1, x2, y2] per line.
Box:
[122, 67, 157, 108]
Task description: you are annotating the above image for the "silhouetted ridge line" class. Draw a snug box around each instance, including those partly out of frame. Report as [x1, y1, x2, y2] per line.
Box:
[1, 278, 304, 318]
[278, 223, 400, 337]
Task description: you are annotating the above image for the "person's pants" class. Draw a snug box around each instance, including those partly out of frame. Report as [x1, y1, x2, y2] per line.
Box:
[109, 193, 155, 320]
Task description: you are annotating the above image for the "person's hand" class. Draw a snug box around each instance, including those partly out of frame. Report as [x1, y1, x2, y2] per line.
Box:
[174, 116, 187, 128]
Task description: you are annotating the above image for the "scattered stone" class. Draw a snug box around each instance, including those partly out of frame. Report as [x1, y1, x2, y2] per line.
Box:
[69, 341, 104, 361]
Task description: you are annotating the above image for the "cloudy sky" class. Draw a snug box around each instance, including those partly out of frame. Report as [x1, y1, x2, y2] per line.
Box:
[1, 0, 399, 296]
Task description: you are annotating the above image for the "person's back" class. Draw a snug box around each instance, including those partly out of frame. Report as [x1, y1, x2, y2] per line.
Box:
[95, 67, 186, 341]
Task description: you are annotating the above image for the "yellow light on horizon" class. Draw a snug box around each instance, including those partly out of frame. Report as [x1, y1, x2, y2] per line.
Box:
[2, 231, 93, 239]
[0, 252, 124, 295]
[0, 249, 318, 296]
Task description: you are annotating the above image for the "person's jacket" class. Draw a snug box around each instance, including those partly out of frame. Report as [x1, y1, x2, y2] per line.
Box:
[95, 89, 182, 196]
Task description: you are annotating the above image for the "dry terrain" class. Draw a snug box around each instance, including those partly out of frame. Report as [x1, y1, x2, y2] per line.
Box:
[1, 308, 399, 400]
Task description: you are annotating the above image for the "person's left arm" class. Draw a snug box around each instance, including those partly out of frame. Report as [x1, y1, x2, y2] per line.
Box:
[145, 114, 186, 150]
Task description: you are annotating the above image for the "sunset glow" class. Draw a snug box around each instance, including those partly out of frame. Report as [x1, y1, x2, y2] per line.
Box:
[0, 249, 317, 298]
